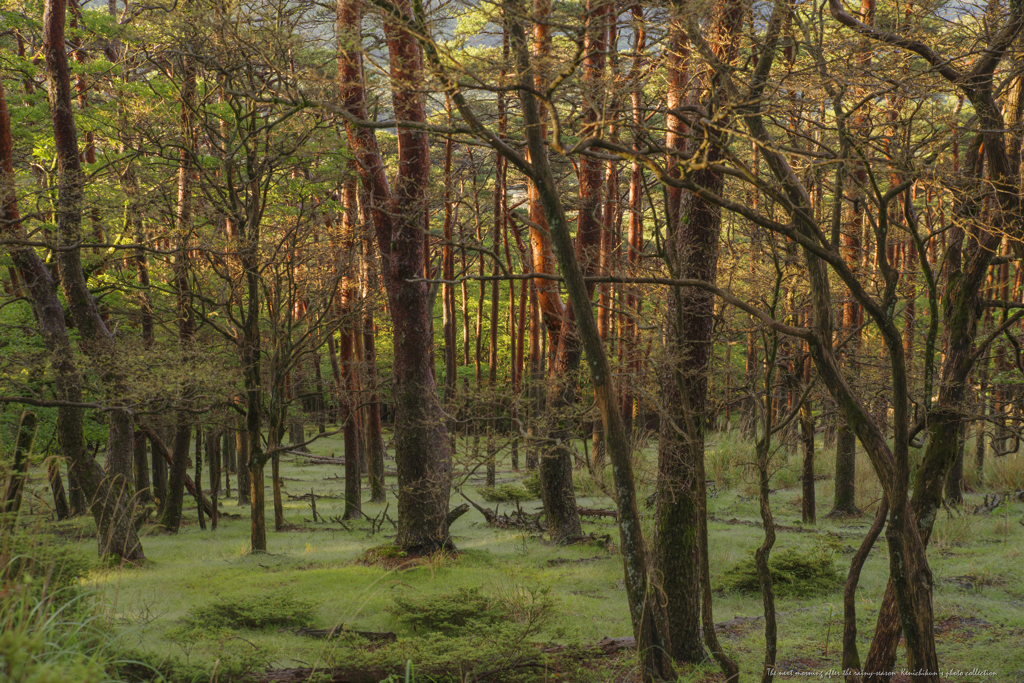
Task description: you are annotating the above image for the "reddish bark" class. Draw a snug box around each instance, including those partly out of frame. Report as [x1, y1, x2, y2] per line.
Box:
[338, 0, 452, 551]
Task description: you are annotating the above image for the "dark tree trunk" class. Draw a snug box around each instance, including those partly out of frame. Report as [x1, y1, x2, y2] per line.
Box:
[43, 0, 142, 560]
[236, 414, 250, 505]
[503, 17, 675, 676]
[656, 0, 743, 661]
[799, 395, 816, 524]
[195, 427, 206, 531]
[341, 175, 362, 520]
[2, 411, 37, 519]
[208, 429, 221, 530]
[161, 409, 193, 531]
[222, 429, 234, 497]
[830, 424, 860, 516]
[754, 435, 777, 683]
[134, 429, 152, 504]
[68, 468, 87, 517]
[48, 459, 71, 521]
[151, 431, 167, 508]
[842, 496, 888, 677]
[9, 33, 141, 560]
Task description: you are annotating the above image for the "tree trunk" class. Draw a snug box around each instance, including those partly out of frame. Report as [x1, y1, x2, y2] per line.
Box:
[195, 427, 206, 531]
[208, 429, 221, 530]
[341, 175, 362, 520]
[657, 0, 743, 662]
[339, 0, 452, 551]
[799, 380, 816, 524]
[2, 411, 37, 520]
[504, 17, 674, 675]
[236, 414, 250, 505]
[48, 459, 71, 521]
[134, 429, 152, 504]
[43, 0, 142, 560]
[830, 424, 860, 516]
[151, 430, 167, 509]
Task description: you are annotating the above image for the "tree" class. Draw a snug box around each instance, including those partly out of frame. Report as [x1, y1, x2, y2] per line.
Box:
[338, 0, 453, 552]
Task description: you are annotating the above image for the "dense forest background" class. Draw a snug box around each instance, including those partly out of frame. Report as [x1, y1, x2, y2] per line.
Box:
[3, 0, 1024, 680]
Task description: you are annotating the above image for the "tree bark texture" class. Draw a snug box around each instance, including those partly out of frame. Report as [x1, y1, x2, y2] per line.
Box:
[338, 0, 452, 551]
[2, 63, 142, 560]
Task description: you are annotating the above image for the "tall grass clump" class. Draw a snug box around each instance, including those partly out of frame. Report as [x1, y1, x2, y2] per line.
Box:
[986, 452, 1024, 491]
[0, 528, 142, 682]
[706, 430, 752, 489]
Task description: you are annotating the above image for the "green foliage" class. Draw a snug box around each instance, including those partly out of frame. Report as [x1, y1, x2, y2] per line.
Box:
[179, 591, 315, 630]
[0, 530, 151, 683]
[331, 585, 556, 681]
[389, 584, 553, 638]
[478, 484, 535, 503]
[3, 530, 97, 598]
[521, 472, 541, 498]
[362, 544, 408, 562]
[717, 545, 842, 597]
[140, 627, 271, 682]
[389, 587, 500, 635]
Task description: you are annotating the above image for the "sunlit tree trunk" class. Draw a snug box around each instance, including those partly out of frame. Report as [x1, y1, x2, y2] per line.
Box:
[339, 0, 452, 551]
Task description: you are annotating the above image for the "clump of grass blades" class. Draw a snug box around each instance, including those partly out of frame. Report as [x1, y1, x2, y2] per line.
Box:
[1, 529, 153, 683]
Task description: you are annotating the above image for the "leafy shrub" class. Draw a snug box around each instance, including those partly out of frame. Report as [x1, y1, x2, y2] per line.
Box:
[3, 531, 96, 596]
[479, 484, 535, 503]
[389, 585, 553, 637]
[339, 585, 557, 681]
[389, 587, 499, 635]
[717, 545, 841, 597]
[181, 590, 315, 630]
[521, 472, 541, 498]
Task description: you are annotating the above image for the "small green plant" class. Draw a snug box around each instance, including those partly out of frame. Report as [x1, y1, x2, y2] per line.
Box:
[521, 472, 541, 498]
[717, 545, 842, 597]
[932, 508, 978, 550]
[389, 587, 500, 635]
[479, 483, 535, 503]
[388, 584, 554, 637]
[180, 590, 315, 630]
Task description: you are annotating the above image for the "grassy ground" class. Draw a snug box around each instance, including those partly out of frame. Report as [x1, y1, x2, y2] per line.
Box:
[7, 428, 1024, 682]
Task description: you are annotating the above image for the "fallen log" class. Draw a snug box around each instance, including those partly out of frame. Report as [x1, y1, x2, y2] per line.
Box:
[546, 555, 606, 566]
[577, 507, 617, 519]
[293, 452, 345, 464]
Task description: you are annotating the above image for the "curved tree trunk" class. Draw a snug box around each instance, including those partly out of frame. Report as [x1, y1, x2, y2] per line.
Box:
[41, 0, 143, 561]
[2, 70, 142, 560]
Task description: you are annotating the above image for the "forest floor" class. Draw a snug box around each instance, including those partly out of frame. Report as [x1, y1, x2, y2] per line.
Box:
[10, 429, 1024, 683]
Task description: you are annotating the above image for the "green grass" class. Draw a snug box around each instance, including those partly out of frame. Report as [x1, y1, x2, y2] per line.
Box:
[5, 428, 1024, 681]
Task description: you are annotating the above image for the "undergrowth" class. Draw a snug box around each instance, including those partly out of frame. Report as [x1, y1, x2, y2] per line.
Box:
[717, 544, 842, 597]
[479, 484, 535, 503]
[179, 590, 315, 630]
[320, 585, 559, 682]
[0, 528, 156, 683]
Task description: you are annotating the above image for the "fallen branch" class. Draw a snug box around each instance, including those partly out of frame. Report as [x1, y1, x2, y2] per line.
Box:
[446, 503, 470, 527]
[141, 424, 215, 520]
[292, 626, 397, 643]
